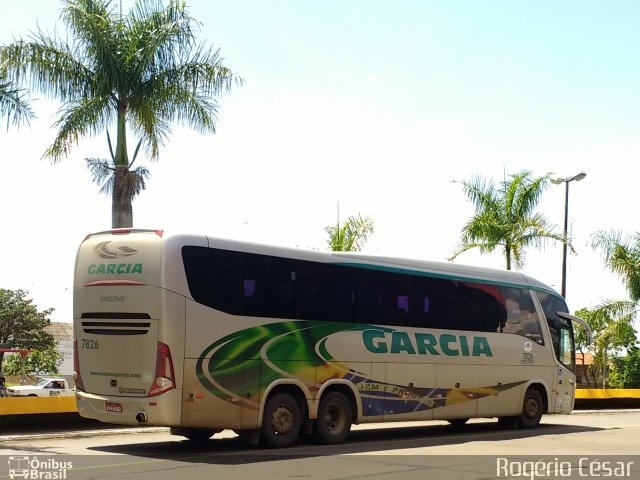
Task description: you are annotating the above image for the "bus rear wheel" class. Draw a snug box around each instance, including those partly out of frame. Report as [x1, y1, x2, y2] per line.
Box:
[261, 392, 302, 448]
[314, 392, 352, 444]
[518, 387, 544, 428]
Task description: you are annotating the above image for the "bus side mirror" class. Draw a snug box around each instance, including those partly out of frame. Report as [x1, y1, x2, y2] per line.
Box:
[556, 312, 592, 345]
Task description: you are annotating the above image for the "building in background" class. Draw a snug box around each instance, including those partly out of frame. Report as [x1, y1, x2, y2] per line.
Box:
[45, 322, 73, 376]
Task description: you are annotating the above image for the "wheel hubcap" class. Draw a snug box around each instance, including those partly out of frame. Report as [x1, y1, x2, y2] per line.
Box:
[271, 405, 293, 434]
[524, 398, 539, 418]
[325, 405, 343, 432]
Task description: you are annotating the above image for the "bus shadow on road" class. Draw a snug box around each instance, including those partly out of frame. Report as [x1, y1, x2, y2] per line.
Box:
[88, 421, 605, 464]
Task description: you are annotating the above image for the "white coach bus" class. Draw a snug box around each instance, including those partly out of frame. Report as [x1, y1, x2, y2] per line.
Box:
[73, 229, 590, 448]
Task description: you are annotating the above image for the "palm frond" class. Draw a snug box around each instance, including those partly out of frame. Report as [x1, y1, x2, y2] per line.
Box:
[453, 171, 561, 270]
[0, 81, 35, 128]
[1, 36, 97, 102]
[448, 240, 501, 262]
[325, 214, 374, 252]
[44, 95, 113, 162]
[591, 230, 640, 303]
[85, 157, 115, 196]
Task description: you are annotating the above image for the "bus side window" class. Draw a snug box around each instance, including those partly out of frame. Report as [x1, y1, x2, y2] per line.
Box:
[457, 282, 504, 333]
[242, 253, 297, 319]
[182, 246, 243, 315]
[358, 269, 411, 327]
[299, 261, 356, 323]
[182, 246, 214, 307]
[211, 249, 242, 315]
[412, 276, 457, 329]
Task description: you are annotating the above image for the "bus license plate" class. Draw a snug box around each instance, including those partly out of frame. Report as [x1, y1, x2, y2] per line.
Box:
[105, 402, 123, 413]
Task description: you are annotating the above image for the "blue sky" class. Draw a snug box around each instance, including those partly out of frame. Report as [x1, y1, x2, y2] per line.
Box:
[1, 0, 638, 324]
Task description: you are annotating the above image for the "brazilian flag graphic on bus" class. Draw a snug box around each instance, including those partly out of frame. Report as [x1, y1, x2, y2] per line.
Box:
[195, 321, 525, 415]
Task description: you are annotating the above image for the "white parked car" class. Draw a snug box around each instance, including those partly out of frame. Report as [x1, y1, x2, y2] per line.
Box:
[5, 377, 75, 397]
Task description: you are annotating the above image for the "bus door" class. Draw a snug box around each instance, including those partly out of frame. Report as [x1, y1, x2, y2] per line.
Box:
[554, 312, 592, 413]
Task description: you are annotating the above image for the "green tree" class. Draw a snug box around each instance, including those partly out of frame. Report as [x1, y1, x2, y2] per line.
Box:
[586, 230, 640, 387]
[450, 170, 568, 270]
[3, 346, 63, 378]
[591, 230, 640, 303]
[0, 289, 55, 370]
[325, 214, 374, 252]
[575, 303, 637, 388]
[0, 80, 34, 128]
[608, 347, 640, 389]
[1, 0, 240, 228]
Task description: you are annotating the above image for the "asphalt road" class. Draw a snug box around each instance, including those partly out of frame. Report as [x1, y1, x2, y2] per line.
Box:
[1, 410, 639, 480]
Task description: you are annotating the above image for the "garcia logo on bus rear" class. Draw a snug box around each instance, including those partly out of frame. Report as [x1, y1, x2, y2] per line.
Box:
[88, 263, 142, 274]
[88, 241, 142, 274]
[94, 241, 138, 259]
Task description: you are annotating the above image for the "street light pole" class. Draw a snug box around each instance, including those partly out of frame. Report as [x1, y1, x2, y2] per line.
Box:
[550, 172, 587, 299]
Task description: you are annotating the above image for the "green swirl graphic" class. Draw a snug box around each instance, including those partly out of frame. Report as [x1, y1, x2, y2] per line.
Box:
[195, 321, 526, 415]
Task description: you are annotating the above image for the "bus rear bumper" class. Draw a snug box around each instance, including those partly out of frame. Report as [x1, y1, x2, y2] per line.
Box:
[76, 389, 182, 427]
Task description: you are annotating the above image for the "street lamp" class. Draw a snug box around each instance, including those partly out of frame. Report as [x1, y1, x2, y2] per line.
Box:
[549, 172, 587, 299]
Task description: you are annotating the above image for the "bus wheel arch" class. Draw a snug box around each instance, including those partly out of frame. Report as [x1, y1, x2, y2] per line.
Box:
[518, 384, 547, 428]
[260, 385, 307, 448]
[313, 386, 356, 444]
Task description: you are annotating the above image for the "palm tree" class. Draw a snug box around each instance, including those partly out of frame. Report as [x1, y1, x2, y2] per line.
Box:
[1, 0, 240, 227]
[575, 302, 637, 388]
[85, 132, 150, 213]
[325, 214, 374, 252]
[450, 170, 568, 270]
[588, 232, 640, 387]
[0, 80, 34, 128]
[591, 230, 640, 303]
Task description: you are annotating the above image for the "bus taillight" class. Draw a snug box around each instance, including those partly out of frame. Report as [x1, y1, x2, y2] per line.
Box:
[149, 341, 175, 397]
[73, 339, 85, 392]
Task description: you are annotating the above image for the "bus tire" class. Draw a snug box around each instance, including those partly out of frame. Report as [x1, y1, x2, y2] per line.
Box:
[184, 429, 215, 442]
[497, 416, 518, 429]
[170, 427, 215, 442]
[446, 418, 469, 427]
[518, 388, 544, 429]
[261, 392, 301, 448]
[314, 392, 352, 445]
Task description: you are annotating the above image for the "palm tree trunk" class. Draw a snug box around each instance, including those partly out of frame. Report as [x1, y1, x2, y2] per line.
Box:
[112, 103, 132, 228]
[112, 165, 133, 228]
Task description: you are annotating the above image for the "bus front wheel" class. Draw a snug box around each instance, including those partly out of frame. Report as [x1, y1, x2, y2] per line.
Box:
[170, 427, 216, 442]
[446, 418, 469, 427]
[518, 388, 544, 428]
[261, 392, 302, 448]
[314, 392, 352, 444]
